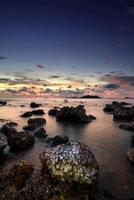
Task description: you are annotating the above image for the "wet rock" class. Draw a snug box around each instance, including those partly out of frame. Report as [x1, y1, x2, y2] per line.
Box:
[46, 135, 69, 146]
[32, 109, 45, 115]
[56, 105, 93, 123]
[120, 102, 131, 106]
[113, 107, 134, 120]
[131, 135, 134, 147]
[6, 122, 18, 127]
[89, 114, 96, 120]
[48, 108, 59, 116]
[0, 124, 17, 138]
[119, 123, 134, 132]
[34, 127, 47, 138]
[30, 102, 42, 108]
[126, 148, 134, 164]
[0, 100, 7, 106]
[103, 101, 122, 113]
[0, 133, 7, 162]
[20, 111, 32, 118]
[8, 160, 34, 189]
[8, 131, 35, 151]
[23, 123, 38, 131]
[28, 117, 46, 125]
[40, 141, 99, 185]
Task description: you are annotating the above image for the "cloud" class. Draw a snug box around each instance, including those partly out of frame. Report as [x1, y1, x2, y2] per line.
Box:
[36, 64, 46, 69]
[104, 83, 120, 90]
[0, 56, 7, 60]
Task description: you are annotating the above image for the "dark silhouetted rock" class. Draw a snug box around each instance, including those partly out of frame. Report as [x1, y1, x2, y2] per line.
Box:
[81, 95, 101, 99]
[88, 114, 96, 120]
[20, 111, 32, 118]
[0, 100, 7, 106]
[113, 107, 134, 120]
[32, 109, 45, 115]
[119, 123, 134, 132]
[56, 105, 94, 123]
[48, 108, 59, 116]
[0, 124, 17, 138]
[8, 131, 35, 151]
[30, 102, 42, 108]
[28, 118, 46, 125]
[34, 128, 47, 138]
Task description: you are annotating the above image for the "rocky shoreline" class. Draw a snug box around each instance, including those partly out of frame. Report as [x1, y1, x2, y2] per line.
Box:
[0, 100, 134, 199]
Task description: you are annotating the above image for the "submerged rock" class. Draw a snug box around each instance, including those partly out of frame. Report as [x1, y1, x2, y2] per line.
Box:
[126, 148, 134, 164]
[30, 102, 42, 108]
[46, 135, 69, 146]
[34, 127, 47, 138]
[40, 141, 99, 185]
[119, 123, 134, 132]
[56, 105, 94, 123]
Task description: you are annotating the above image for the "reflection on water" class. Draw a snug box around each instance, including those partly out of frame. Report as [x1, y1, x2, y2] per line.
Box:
[0, 98, 134, 199]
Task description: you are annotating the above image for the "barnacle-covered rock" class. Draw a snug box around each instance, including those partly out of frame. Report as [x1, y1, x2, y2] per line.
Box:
[0, 133, 7, 162]
[40, 141, 99, 185]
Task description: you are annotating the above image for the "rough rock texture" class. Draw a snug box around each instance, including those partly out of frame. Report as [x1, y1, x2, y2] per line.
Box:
[40, 142, 99, 185]
[126, 148, 134, 164]
[8, 160, 34, 189]
[8, 131, 35, 151]
[0, 133, 7, 162]
[119, 123, 134, 132]
[56, 105, 94, 123]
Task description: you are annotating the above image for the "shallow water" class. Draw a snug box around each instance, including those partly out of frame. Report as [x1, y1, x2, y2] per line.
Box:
[0, 98, 134, 199]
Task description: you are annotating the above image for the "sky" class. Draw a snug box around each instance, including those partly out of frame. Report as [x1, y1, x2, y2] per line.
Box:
[0, 0, 134, 98]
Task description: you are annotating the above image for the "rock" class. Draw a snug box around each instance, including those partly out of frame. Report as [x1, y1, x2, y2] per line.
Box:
[0, 100, 7, 106]
[8, 160, 34, 189]
[0, 133, 7, 162]
[40, 141, 99, 185]
[103, 102, 122, 113]
[46, 135, 69, 146]
[88, 114, 96, 120]
[28, 118, 46, 125]
[113, 107, 134, 120]
[30, 102, 42, 108]
[119, 124, 134, 132]
[56, 105, 93, 123]
[48, 108, 59, 116]
[6, 122, 18, 127]
[20, 111, 32, 118]
[120, 102, 131, 106]
[34, 128, 47, 138]
[126, 148, 134, 164]
[0, 124, 17, 138]
[23, 123, 38, 131]
[8, 131, 35, 151]
[32, 109, 45, 115]
[131, 135, 134, 147]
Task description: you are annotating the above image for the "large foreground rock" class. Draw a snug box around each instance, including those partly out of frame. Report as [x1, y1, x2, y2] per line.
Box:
[56, 105, 95, 123]
[40, 141, 99, 184]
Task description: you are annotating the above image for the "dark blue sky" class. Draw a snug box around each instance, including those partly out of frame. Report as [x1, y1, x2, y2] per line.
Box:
[0, 0, 134, 97]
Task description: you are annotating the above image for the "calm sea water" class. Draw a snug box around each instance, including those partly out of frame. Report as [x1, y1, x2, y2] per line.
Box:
[0, 98, 134, 199]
